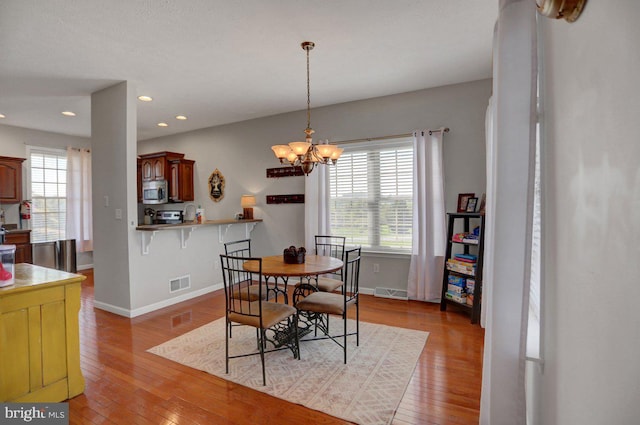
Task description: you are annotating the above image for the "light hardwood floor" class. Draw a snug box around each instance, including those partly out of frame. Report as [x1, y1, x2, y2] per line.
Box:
[70, 269, 484, 424]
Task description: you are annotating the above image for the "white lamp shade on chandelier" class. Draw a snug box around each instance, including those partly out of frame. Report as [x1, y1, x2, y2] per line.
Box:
[271, 41, 343, 175]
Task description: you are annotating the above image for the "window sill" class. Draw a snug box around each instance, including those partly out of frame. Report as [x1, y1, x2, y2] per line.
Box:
[360, 250, 411, 259]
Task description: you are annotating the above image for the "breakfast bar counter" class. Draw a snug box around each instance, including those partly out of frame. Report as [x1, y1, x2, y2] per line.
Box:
[135, 218, 263, 254]
[0, 264, 86, 402]
[135, 218, 262, 231]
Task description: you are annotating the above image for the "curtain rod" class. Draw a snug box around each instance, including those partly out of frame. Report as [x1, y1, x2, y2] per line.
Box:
[331, 128, 449, 145]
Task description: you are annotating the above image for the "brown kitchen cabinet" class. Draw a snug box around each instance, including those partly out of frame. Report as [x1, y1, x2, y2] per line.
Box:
[137, 157, 142, 202]
[169, 159, 195, 202]
[5, 230, 32, 264]
[0, 156, 25, 203]
[138, 151, 194, 203]
[139, 151, 184, 182]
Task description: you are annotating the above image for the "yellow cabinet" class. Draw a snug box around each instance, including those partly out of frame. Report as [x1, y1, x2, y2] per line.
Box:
[0, 264, 85, 402]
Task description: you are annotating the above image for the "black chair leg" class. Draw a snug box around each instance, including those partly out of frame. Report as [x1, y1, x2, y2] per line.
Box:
[295, 314, 300, 360]
[259, 328, 266, 386]
[343, 312, 347, 364]
[225, 318, 230, 374]
[356, 298, 360, 346]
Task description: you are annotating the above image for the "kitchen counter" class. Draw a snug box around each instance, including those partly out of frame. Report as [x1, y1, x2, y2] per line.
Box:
[135, 218, 262, 231]
[0, 264, 85, 402]
[3, 228, 31, 234]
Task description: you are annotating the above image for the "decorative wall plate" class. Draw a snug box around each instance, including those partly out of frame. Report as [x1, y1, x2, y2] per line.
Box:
[208, 169, 225, 202]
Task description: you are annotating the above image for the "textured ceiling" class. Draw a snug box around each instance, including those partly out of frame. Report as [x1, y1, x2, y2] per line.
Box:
[0, 0, 497, 141]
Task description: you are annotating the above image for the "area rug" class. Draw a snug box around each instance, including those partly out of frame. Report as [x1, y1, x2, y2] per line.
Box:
[147, 317, 429, 425]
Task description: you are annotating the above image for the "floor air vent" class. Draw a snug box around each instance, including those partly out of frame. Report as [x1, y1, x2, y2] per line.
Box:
[374, 287, 408, 300]
[169, 275, 191, 293]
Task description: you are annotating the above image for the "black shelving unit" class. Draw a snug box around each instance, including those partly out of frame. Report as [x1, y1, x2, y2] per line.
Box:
[440, 212, 485, 324]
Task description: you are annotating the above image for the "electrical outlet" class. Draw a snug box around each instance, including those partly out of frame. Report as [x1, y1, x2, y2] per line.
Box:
[115, 208, 122, 220]
[373, 263, 380, 273]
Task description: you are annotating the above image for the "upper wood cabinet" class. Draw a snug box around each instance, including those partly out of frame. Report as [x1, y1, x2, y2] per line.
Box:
[169, 159, 195, 202]
[0, 156, 25, 203]
[137, 157, 142, 202]
[138, 152, 194, 203]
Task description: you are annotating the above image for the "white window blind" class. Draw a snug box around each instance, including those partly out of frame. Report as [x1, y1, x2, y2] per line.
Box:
[29, 148, 67, 243]
[329, 138, 413, 252]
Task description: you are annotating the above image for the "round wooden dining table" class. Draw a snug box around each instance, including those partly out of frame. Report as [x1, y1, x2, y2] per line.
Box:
[243, 254, 343, 304]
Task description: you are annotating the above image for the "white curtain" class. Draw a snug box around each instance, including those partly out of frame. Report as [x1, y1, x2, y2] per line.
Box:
[407, 129, 446, 302]
[480, 0, 537, 423]
[66, 147, 93, 252]
[304, 164, 330, 252]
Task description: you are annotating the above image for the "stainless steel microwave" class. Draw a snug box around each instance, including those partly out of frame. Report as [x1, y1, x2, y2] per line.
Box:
[142, 180, 168, 204]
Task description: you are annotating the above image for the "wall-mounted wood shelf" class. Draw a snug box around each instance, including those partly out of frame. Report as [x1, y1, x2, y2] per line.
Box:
[266, 194, 304, 204]
[266, 166, 304, 178]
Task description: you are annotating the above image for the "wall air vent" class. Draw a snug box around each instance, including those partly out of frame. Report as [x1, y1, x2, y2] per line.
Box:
[374, 287, 408, 300]
[169, 275, 191, 293]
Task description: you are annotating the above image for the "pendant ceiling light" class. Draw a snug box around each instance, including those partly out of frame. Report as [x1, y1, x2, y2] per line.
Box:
[271, 41, 343, 175]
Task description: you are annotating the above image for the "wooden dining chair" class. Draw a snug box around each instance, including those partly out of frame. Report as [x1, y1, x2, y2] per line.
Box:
[313, 235, 346, 292]
[294, 246, 361, 364]
[220, 254, 299, 386]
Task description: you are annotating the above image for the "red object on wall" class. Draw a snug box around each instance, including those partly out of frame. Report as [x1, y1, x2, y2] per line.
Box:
[20, 200, 31, 220]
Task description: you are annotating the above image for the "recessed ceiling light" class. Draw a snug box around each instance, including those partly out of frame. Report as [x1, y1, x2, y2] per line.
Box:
[138, 95, 153, 102]
[62, 111, 76, 117]
[157, 122, 168, 127]
[175, 115, 187, 120]
[0, 114, 5, 118]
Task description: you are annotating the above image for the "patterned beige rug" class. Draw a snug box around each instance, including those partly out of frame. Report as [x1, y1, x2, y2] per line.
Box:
[148, 317, 428, 425]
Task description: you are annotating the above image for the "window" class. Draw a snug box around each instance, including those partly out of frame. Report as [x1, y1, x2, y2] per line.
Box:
[29, 148, 67, 243]
[329, 138, 413, 252]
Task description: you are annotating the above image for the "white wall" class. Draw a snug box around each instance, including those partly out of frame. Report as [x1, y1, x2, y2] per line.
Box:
[91, 82, 137, 311]
[539, 3, 640, 424]
[137, 79, 491, 301]
[0, 124, 93, 268]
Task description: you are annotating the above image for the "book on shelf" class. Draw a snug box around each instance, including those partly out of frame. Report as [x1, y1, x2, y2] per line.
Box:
[454, 253, 477, 263]
[462, 234, 479, 244]
[448, 275, 466, 287]
[453, 232, 479, 244]
[466, 278, 475, 294]
[452, 233, 466, 243]
[448, 284, 466, 294]
[445, 292, 467, 304]
[446, 259, 476, 275]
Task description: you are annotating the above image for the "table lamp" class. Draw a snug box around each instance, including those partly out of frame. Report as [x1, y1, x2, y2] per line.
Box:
[241, 195, 256, 220]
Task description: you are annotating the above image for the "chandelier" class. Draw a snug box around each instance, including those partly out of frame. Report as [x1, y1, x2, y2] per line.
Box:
[271, 41, 343, 175]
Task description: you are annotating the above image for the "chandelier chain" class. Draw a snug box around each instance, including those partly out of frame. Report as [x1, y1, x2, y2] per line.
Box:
[306, 46, 311, 131]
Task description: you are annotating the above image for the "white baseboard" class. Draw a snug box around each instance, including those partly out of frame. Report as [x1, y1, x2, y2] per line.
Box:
[94, 283, 223, 318]
[94, 284, 374, 318]
[77, 263, 94, 271]
[359, 287, 374, 296]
